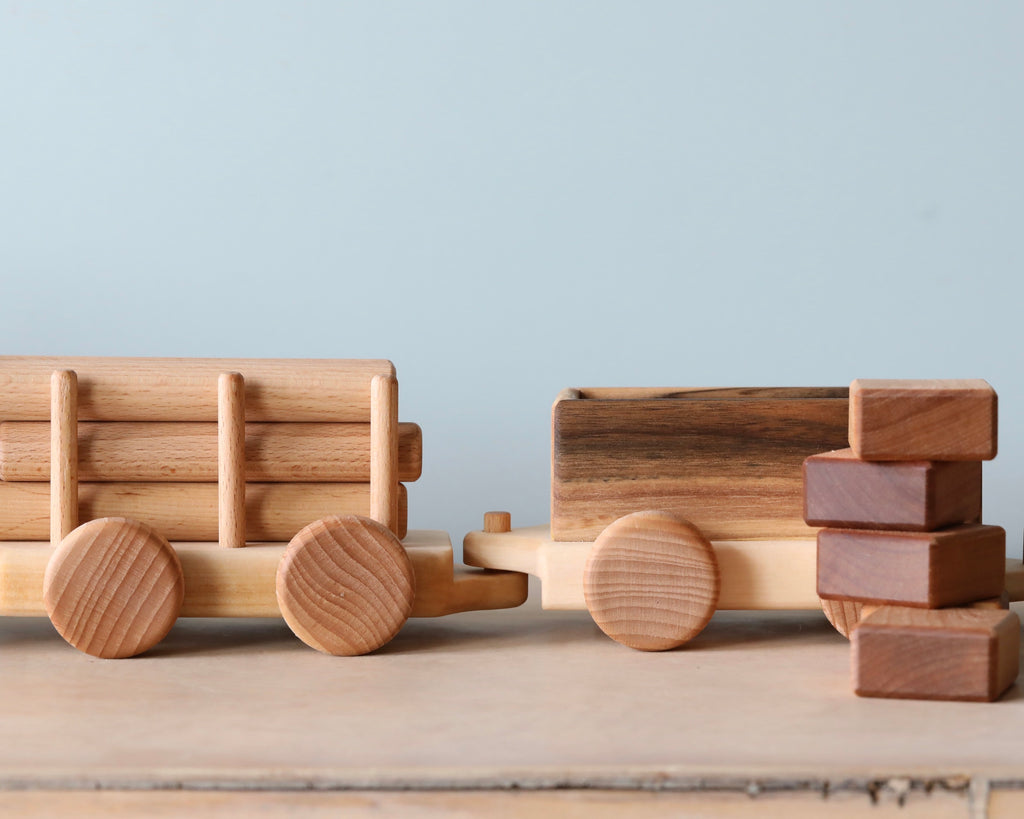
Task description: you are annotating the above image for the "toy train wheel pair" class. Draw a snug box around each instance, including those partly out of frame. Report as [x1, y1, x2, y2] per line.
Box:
[583, 511, 721, 651]
[42, 515, 414, 658]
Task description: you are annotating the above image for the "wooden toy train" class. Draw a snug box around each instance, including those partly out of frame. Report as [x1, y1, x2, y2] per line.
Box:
[0, 359, 1021, 697]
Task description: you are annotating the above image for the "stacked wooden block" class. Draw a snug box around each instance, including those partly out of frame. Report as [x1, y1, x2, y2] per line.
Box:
[805, 379, 1019, 702]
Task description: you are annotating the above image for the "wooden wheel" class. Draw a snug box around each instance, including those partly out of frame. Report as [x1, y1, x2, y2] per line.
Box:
[43, 518, 185, 658]
[583, 511, 720, 651]
[276, 515, 415, 656]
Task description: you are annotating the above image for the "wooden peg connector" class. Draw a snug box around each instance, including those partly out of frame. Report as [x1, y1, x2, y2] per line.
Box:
[370, 374, 399, 535]
[50, 370, 78, 545]
[218, 372, 246, 549]
[483, 511, 512, 534]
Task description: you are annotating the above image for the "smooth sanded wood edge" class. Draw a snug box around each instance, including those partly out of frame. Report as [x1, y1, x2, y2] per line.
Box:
[463, 526, 821, 611]
[0, 531, 527, 619]
[218, 373, 246, 549]
[370, 374, 400, 534]
[0, 357, 394, 422]
[49, 371, 78, 545]
[0, 481, 409, 541]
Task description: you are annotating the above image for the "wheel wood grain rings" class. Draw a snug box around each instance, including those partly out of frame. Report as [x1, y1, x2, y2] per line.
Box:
[276, 515, 415, 655]
[583, 511, 720, 651]
[43, 517, 185, 658]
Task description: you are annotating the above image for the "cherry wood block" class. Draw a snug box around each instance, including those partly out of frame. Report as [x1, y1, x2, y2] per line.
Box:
[852, 606, 1020, 701]
[582, 511, 720, 650]
[0, 421, 423, 483]
[849, 379, 997, 461]
[817, 524, 1005, 608]
[276, 515, 415, 656]
[553, 387, 849, 542]
[42, 518, 184, 658]
[803, 448, 981, 531]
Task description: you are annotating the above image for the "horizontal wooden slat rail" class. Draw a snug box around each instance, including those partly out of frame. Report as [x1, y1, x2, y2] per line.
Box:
[0, 421, 423, 483]
[0, 481, 409, 541]
[0, 358, 394, 422]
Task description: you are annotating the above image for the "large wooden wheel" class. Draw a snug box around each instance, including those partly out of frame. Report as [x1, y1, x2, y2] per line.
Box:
[583, 511, 720, 651]
[43, 517, 185, 658]
[276, 515, 415, 656]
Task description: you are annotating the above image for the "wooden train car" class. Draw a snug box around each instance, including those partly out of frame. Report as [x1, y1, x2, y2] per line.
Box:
[0, 357, 526, 658]
[464, 386, 1024, 650]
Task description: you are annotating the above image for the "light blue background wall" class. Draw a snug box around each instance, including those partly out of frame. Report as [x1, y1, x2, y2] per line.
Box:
[1, 3, 1021, 554]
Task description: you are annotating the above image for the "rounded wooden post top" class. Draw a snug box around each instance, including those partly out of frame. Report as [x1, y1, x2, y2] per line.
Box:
[43, 517, 184, 658]
[583, 511, 720, 651]
[483, 511, 512, 534]
[276, 515, 415, 656]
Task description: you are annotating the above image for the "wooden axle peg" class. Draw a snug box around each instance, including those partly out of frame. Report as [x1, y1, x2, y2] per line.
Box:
[218, 372, 246, 549]
[483, 511, 512, 534]
[50, 370, 78, 545]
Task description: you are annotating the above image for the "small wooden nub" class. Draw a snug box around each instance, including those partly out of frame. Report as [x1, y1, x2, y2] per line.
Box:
[483, 511, 512, 534]
[218, 372, 246, 548]
[370, 374, 399, 534]
[43, 517, 185, 658]
[50, 370, 78, 545]
[276, 515, 415, 655]
[821, 598, 864, 639]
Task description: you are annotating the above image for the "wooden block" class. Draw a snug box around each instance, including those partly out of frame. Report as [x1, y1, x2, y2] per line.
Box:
[0, 421, 423, 483]
[852, 606, 1020, 701]
[0, 357, 394, 422]
[276, 515, 415, 655]
[552, 387, 849, 542]
[828, 595, 1009, 640]
[817, 524, 1005, 608]
[582, 511, 720, 650]
[803, 448, 981, 531]
[42, 518, 185, 658]
[849, 379, 997, 461]
[0, 480, 409, 541]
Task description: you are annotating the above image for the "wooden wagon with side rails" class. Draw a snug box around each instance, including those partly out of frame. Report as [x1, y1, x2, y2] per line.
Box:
[0, 357, 526, 658]
[463, 386, 1024, 650]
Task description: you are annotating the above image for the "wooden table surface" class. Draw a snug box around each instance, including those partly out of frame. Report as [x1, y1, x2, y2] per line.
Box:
[1, 580, 1022, 817]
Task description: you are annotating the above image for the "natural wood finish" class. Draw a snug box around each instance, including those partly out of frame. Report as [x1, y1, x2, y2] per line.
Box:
[820, 599, 863, 638]
[1007, 558, 1024, 602]
[465, 525, 820, 612]
[583, 512, 720, 650]
[49, 370, 78, 545]
[803, 448, 981, 531]
[0, 357, 394, 422]
[552, 387, 849, 541]
[218, 373, 246, 549]
[42, 518, 184, 658]
[817, 525, 1006, 608]
[852, 606, 1020, 701]
[849, 378, 997, 461]
[370, 374, 399, 534]
[0, 531, 526, 619]
[276, 515, 414, 655]
[0, 480, 409, 541]
[0, 421, 423, 483]
[484, 511, 512, 534]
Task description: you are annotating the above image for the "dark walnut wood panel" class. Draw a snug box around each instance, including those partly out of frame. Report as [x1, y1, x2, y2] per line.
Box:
[552, 388, 849, 542]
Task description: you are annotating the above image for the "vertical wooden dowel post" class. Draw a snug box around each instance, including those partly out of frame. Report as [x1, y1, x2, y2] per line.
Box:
[370, 374, 399, 535]
[218, 372, 246, 548]
[50, 370, 79, 545]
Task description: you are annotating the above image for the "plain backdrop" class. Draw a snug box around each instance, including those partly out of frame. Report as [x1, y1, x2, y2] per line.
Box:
[1, 3, 1021, 556]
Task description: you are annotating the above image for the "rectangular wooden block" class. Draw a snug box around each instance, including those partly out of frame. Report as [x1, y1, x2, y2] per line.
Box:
[849, 379, 997, 461]
[552, 387, 849, 542]
[0, 421, 423, 483]
[852, 606, 1020, 701]
[817, 524, 1005, 607]
[803, 448, 981, 531]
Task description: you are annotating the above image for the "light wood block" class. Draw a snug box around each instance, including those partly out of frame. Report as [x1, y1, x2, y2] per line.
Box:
[42, 518, 184, 658]
[552, 387, 848, 542]
[849, 378, 997, 461]
[0, 530, 527, 620]
[583, 511, 719, 650]
[49, 370, 78, 545]
[803, 448, 981, 531]
[0, 357, 394, 422]
[0, 421, 423, 483]
[277, 515, 414, 655]
[0, 481, 409, 541]
[465, 525, 821, 612]
[817, 525, 1006, 608]
[852, 606, 1020, 701]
